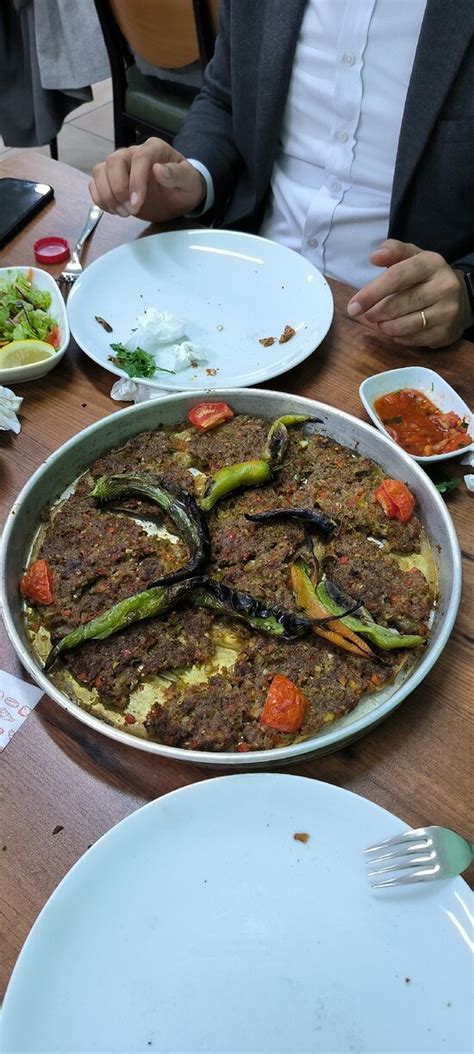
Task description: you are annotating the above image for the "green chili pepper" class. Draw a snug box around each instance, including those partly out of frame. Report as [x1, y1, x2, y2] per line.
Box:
[191, 580, 312, 639]
[45, 581, 191, 670]
[272, 414, 311, 428]
[263, 414, 310, 467]
[90, 473, 211, 585]
[316, 581, 426, 650]
[200, 459, 272, 512]
[264, 421, 289, 467]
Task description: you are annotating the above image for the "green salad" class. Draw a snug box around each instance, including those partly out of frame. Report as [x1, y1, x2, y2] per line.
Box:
[0, 270, 59, 345]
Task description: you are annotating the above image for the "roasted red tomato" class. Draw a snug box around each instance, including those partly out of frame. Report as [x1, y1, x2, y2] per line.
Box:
[187, 402, 234, 432]
[20, 558, 54, 605]
[375, 479, 415, 523]
[260, 674, 308, 733]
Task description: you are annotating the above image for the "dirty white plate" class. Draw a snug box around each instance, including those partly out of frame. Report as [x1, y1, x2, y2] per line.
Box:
[2, 775, 472, 1054]
[67, 229, 334, 390]
[359, 366, 474, 464]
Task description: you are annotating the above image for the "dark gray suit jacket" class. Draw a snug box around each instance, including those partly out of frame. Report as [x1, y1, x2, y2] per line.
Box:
[175, 0, 474, 272]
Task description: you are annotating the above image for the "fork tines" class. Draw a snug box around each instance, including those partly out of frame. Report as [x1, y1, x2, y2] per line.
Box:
[365, 828, 440, 888]
[364, 827, 432, 853]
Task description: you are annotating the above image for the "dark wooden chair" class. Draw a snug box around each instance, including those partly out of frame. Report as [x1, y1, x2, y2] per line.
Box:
[94, 0, 219, 148]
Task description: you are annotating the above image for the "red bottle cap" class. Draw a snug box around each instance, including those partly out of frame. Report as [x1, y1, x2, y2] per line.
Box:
[33, 236, 70, 265]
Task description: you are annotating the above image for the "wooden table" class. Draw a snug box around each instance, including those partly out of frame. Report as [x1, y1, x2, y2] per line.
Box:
[1, 154, 472, 997]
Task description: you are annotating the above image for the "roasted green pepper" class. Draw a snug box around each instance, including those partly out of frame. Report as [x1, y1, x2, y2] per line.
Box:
[245, 506, 336, 535]
[263, 414, 310, 467]
[200, 460, 272, 512]
[191, 579, 314, 640]
[90, 473, 211, 585]
[291, 561, 372, 657]
[45, 580, 192, 670]
[316, 580, 426, 650]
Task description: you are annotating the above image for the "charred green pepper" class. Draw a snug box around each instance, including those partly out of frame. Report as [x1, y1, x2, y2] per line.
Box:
[45, 580, 193, 670]
[317, 580, 426, 650]
[90, 473, 210, 585]
[191, 579, 314, 640]
[245, 506, 336, 535]
[263, 414, 310, 468]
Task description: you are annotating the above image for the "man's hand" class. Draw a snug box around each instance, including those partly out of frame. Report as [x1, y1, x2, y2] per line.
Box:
[347, 239, 472, 348]
[89, 138, 205, 222]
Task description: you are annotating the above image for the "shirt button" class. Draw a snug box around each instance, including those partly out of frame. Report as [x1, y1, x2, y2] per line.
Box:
[307, 237, 319, 248]
[342, 52, 355, 66]
[330, 180, 342, 193]
[336, 130, 348, 143]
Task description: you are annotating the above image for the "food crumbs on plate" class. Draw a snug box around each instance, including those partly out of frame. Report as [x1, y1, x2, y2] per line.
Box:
[205, 368, 218, 376]
[293, 832, 310, 843]
[52, 825, 64, 835]
[279, 325, 296, 344]
[259, 336, 275, 347]
[94, 316, 113, 333]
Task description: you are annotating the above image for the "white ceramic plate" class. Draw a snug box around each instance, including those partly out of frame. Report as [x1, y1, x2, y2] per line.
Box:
[0, 266, 69, 384]
[67, 229, 334, 389]
[359, 366, 474, 464]
[2, 775, 472, 1054]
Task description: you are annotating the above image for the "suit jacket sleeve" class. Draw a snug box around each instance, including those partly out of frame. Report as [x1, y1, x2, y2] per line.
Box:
[173, 0, 239, 219]
[452, 253, 474, 340]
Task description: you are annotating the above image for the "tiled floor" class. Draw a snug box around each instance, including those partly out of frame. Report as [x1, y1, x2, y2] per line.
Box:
[0, 80, 114, 175]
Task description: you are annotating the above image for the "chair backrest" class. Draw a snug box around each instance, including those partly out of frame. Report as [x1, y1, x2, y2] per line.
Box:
[109, 0, 200, 69]
[208, 0, 220, 35]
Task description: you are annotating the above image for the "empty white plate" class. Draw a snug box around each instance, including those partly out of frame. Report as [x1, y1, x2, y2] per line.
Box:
[2, 774, 472, 1053]
[67, 229, 334, 390]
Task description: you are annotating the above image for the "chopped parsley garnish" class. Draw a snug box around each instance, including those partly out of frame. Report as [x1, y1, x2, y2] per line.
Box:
[109, 342, 175, 379]
[434, 476, 461, 495]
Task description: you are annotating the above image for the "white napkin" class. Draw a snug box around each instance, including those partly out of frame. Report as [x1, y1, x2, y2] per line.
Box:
[0, 669, 43, 751]
[460, 451, 474, 492]
[0, 386, 23, 433]
[110, 378, 167, 403]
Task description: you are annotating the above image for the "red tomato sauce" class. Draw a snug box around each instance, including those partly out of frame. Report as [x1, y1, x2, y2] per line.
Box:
[373, 388, 472, 457]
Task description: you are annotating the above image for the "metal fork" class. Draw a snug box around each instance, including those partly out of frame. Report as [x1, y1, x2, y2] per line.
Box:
[365, 826, 474, 888]
[57, 204, 103, 299]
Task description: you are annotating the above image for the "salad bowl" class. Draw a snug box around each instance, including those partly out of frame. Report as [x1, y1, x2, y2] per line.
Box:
[0, 266, 70, 384]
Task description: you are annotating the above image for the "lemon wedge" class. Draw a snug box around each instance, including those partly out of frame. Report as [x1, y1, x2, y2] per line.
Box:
[0, 339, 56, 369]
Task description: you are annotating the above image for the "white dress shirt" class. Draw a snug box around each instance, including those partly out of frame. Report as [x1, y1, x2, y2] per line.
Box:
[192, 0, 427, 289]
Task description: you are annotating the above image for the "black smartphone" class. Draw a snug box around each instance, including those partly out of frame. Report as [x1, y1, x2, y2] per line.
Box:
[0, 178, 54, 250]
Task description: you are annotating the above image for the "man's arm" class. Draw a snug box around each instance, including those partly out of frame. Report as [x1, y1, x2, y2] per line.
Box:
[173, 0, 240, 221]
[89, 0, 239, 223]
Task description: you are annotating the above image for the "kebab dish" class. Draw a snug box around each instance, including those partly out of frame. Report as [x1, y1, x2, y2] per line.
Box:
[20, 403, 437, 753]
